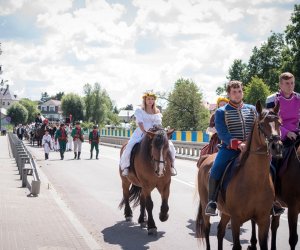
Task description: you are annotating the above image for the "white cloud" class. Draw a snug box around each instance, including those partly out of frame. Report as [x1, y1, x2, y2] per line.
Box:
[0, 0, 298, 108]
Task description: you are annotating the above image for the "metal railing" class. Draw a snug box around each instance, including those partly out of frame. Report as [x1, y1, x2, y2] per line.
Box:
[8, 133, 41, 196]
[99, 136, 207, 160]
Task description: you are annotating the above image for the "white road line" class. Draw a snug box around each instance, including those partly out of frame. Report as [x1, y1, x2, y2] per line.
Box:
[173, 177, 195, 188]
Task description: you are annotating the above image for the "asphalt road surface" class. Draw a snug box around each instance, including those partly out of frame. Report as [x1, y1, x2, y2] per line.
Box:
[28, 142, 300, 250]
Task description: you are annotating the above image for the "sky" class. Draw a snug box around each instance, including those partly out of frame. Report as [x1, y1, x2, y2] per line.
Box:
[0, 0, 298, 108]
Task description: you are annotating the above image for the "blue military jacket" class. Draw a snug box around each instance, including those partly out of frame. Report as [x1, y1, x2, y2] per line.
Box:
[215, 102, 256, 147]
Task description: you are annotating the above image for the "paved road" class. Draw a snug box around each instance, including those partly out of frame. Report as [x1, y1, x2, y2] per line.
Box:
[28, 142, 300, 250]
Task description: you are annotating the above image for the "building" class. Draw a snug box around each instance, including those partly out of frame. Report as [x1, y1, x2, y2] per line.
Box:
[38, 99, 63, 122]
[118, 109, 135, 123]
[0, 84, 18, 109]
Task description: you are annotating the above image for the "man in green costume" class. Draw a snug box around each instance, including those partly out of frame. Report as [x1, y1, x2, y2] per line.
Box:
[89, 125, 100, 160]
[71, 121, 84, 160]
[55, 123, 68, 160]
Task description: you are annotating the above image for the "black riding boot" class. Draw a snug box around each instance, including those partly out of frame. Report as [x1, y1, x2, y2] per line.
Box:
[77, 152, 81, 160]
[96, 151, 99, 160]
[60, 151, 64, 160]
[205, 177, 219, 216]
[45, 153, 47, 160]
[74, 152, 77, 159]
[90, 152, 93, 159]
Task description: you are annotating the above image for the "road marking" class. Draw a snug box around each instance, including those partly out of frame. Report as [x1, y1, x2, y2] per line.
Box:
[173, 177, 195, 188]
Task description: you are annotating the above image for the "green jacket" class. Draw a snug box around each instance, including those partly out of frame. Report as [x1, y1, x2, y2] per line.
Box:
[71, 127, 84, 142]
[55, 128, 68, 142]
[89, 130, 100, 144]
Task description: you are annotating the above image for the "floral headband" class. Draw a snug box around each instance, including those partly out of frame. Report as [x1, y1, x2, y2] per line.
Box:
[142, 91, 157, 100]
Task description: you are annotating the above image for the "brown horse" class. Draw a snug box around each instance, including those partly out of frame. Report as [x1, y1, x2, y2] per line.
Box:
[196, 101, 283, 250]
[270, 138, 300, 250]
[119, 127, 174, 235]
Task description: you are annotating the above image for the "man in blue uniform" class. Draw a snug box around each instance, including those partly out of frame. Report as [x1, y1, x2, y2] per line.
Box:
[205, 81, 256, 216]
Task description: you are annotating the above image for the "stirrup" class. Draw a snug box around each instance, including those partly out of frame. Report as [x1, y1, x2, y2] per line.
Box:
[205, 201, 218, 216]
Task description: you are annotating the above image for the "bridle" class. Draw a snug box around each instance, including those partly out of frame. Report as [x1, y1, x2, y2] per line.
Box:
[250, 113, 281, 155]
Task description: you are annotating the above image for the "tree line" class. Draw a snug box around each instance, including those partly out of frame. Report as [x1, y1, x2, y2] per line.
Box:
[218, 4, 300, 105]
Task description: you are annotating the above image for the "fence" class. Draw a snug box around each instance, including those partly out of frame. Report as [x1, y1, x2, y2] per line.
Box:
[99, 136, 207, 160]
[8, 133, 41, 196]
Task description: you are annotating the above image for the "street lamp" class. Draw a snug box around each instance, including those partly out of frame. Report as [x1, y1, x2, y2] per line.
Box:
[0, 79, 8, 132]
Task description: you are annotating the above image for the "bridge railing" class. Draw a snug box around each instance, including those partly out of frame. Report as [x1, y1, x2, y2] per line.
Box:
[98, 135, 207, 160]
[8, 133, 41, 196]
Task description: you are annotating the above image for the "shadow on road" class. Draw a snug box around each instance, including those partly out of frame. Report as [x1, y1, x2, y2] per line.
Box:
[186, 219, 249, 244]
[102, 220, 165, 250]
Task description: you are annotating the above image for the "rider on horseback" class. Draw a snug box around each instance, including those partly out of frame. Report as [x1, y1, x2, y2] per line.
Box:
[119, 91, 177, 177]
[205, 81, 256, 216]
[35, 113, 43, 128]
[266, 72, 300, 213]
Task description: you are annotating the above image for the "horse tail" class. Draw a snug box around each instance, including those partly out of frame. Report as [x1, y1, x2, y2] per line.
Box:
[195, 201, 205, 241]
[118, 184, 142, 209]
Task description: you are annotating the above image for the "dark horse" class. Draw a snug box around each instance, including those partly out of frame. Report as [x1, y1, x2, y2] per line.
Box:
[32, 124, 46, 147]
[196, 101, 283, 250]
[119, 127, 174, 235]
[269, 138, 300, 250]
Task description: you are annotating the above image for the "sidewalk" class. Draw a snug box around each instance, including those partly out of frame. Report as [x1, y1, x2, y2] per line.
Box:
[0, 135, 101, 250]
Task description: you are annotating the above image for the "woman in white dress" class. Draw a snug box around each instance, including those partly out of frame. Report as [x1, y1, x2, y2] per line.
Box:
[120, 91, 177, 176]
[42, 129, 53, 160]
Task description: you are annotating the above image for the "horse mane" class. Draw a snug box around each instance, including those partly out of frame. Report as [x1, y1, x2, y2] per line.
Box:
[236, 109, 270, 172]
[141, 135, 152, 161]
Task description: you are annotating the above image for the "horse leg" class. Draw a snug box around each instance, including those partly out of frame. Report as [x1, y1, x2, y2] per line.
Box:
[138, 193, 147, 228]
[144, 191, 157, 235]
[257, 217, 270, 250]
[271, 215, 280, 250]
[157, 182, 170, 222]
[248, 219, 257, 250]
[288, 207, 298, 250]
[120, 178, 132, 221]
[230, 218, 242, 250]
[217, 213, 230, 250]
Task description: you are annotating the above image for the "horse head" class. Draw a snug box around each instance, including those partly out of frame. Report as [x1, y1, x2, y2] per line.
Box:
[146, 127, 175, 177]
[256, 100, 283, 158]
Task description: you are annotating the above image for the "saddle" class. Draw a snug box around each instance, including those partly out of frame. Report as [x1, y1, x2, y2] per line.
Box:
[217, 156, 240, 200]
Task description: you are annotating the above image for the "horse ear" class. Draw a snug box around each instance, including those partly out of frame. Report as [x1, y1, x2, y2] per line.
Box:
[273, 101, 280, 114]
[146, 131, 155, 139]
[255, 100, 262, 114]
[167, 129, 175, 139]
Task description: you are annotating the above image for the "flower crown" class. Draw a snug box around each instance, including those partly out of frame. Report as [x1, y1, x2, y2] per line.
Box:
[142, 91, 157, 99]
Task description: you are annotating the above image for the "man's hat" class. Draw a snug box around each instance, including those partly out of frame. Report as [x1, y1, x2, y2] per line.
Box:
[60, 123, 65, 127]
[93, 125, 98, 129]
[75, 121, 81, 125]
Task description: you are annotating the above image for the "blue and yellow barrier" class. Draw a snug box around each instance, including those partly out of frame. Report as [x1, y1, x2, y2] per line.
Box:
[100, 128, 210, 143]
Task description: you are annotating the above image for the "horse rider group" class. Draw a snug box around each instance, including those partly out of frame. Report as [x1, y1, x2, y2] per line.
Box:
[204, 72, 299, 218]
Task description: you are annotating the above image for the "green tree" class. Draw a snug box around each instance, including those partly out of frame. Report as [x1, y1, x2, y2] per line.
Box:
[7, 102, 28, 125]
[244, 76, 271, 106]
[19, 98, 39, 123]
[83, 83, 93, 121]
[41, 92, 50, 102]
[227, 59, 248, 84]
[162, 78, 210, 130]
[61, 93, 84, 122]
[285, 4, 300, 92]
[91, 83, 104, 124]
[54, 91, 64, 100]
[247, 32, 285, 91]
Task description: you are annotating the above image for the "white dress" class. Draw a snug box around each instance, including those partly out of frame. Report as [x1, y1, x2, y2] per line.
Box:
[119, 108, 176, 170]
[42, 134, 53, 154]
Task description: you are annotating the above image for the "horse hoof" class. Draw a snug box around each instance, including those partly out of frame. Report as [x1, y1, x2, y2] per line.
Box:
[140, 222, 147, 228]
[159, 213, 169, 222]
[148, 228, 157, 236]
[125, 216, 132, 222]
